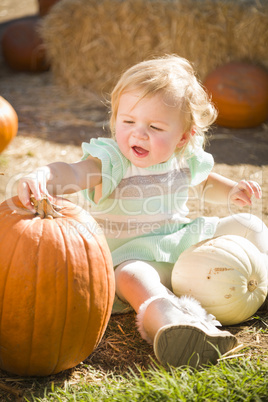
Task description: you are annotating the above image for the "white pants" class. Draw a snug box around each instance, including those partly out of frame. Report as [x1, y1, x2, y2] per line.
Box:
[215, 213, 268, 254]
[114, 213, 268, 312]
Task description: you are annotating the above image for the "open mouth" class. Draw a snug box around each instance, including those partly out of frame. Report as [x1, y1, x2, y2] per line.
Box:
[132, 146, 149, 158]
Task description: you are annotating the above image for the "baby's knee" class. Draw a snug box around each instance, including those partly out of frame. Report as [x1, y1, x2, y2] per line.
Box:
[114, 260, 165, 309]
[114, 261, 135, 303]
[115, 260, 141, 281]
[114, 261, 143, 300]
[115, 260, 160, 287]
[115, 260, 164, 296]
[232, 213, 264, 233]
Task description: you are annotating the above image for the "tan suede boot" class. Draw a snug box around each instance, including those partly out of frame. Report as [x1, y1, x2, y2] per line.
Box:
[136, 295, 238, 368]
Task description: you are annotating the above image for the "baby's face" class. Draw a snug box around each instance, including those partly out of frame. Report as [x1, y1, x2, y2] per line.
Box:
[115, 90, 188, 168]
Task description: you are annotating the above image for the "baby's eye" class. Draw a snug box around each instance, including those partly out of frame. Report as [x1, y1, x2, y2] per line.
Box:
[124, 120, 134, 124]
[150, 125, 163, 131]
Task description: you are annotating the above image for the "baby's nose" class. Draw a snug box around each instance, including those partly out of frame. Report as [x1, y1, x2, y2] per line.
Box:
[133, 126, 148, 139]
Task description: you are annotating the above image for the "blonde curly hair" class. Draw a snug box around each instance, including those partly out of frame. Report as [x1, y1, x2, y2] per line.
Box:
[109, 55, 217, 152]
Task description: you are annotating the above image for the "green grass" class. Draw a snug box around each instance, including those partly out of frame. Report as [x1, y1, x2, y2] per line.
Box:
[25, 357, 268, 402]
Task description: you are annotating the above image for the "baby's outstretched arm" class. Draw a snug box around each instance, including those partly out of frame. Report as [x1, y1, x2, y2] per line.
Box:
[17, 156, 102, 212]
[201, 172, 262, 206]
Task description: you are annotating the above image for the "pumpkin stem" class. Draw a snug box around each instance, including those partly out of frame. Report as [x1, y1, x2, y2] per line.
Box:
[247, 279, 258, 292]
[30, 195, 63, 219]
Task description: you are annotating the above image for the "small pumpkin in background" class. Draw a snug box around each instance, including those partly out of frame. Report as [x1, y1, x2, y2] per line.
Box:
[0, 195, 115, 376]
[0, 96, 18, 153]
[204, 62, 268, 128]
[1, 18, 50, 73]
[172, 235, 267, 326]
[38, 0, 62, 16]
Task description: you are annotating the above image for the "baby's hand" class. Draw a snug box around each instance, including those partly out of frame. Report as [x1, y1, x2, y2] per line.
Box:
[229, 180, 262, 207]
[17, 167, 52, 212]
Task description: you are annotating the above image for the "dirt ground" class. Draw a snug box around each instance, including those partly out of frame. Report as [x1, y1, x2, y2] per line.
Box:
[0, 1, 268, 400]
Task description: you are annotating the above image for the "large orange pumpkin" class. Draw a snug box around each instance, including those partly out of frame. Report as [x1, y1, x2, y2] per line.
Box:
[0, 96, 18, 153]
[0, 196, 115, 376]
[204, 62, 268, 128]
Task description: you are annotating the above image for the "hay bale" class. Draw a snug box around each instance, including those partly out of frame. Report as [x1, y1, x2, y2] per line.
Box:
[39, 0, 268, 95]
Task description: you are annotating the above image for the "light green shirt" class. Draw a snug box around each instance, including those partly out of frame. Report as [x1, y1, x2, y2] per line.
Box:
[82, 137, 219, 267]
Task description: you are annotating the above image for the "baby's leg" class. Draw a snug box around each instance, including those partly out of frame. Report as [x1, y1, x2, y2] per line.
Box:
[114, 260, 237, 368]
[214, 213, 268, 255]
[114, 260, 173, 312]
[215, 213, 268, 282]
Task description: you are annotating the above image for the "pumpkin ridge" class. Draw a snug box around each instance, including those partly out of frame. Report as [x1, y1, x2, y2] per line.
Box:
[212, 236, 252, 255]
[200, 246, 250, 276]
[0, 216, 41, 374]
[49, 219, 69, 374]
[0, 219, 23, 343]
[97, 246, 114, 336]
[212, 297, 253, 319]
[82, 234, 99, 361]
[85, 233, 100, 362]
[85, 226, 114, 343]
[27, 218, 44, 375]
[200, 296, 246, 309]
[0, 215, 37, 323]
[31, 217, 70, 376]
[68, 218, 113, 366]
[53, 217, 96, 374]
[65, 219, 93, 366]
[211, 239, 253, 272]
[72, 220, 107, 364]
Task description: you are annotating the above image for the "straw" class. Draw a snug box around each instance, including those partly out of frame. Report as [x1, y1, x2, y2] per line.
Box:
[39, 0, 268, 95]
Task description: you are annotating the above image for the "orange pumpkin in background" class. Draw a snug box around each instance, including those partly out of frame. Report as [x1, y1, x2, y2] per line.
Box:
[204, 62, 268, 128]
[0, 196, 115, 376]
[1, 19, 50, 73]
[0, 96, 18, 153]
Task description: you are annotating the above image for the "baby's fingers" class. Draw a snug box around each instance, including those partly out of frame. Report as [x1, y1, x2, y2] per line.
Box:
[238, 180, 262, 199]
[17, 170, 52, 211]
[230, 190, 252, 207]
[17, 180, 36, 212]
[247, 180, 262, 199]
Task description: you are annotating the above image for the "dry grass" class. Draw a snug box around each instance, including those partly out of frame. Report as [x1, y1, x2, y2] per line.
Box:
[40, 0, 268, 94]
[0, 309, 267, 401]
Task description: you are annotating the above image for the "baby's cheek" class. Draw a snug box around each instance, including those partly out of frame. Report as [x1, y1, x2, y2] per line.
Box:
[154, 137, 174, 155]
[115, 130, 126, 148]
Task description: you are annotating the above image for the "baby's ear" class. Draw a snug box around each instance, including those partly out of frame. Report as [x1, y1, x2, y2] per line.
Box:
[176, 126, 196, 148]
[176, 131, 191, 148]
[190, 127, 196, 136]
